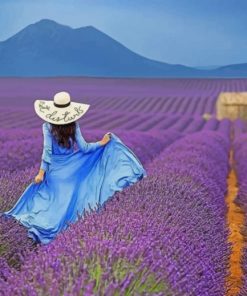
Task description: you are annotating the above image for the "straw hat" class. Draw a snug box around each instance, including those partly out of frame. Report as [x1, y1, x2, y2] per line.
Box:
[34, 91, 90, 125]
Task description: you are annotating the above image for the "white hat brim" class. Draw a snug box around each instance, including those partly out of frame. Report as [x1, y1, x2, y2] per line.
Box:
[34, 99, 90, 125]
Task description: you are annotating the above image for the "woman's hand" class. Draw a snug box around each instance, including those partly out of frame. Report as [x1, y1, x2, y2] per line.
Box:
[100, 133, 112, 146]
[34, 170, 45, 184]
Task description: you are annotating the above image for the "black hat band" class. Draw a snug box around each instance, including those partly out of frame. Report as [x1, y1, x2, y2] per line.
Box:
[53, 102, 71, 108]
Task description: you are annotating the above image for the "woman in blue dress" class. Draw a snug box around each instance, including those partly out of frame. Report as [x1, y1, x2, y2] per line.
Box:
[1, 91, 147, 245]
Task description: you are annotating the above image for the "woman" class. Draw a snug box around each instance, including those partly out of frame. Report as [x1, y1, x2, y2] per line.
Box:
[1, 91, 147, 245]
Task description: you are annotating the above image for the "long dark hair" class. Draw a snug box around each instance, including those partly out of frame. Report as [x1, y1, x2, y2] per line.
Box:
[50, 121, 76, 149]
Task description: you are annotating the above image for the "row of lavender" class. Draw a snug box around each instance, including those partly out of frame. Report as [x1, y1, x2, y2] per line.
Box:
[0, 115, 231, 182]
[0, 96, 216, 129]
[232, 120, 247, 296]
[0, 116, 231, 175]
[0, 106, 233, 131]
[0, 118, 232, 273]
[2, 78, 247, 115]
[0, 127, 231, 295]
[0, 128, 182, 271]
[0, 128, 171, 173]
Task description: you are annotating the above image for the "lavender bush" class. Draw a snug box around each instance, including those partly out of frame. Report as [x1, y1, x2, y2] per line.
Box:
[0, 128, 183, 277]
[1, 76, 243, 294]
[0, 129, 231, 295]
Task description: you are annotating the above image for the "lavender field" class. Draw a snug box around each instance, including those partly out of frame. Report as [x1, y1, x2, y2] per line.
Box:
[1, 77, 247, 295]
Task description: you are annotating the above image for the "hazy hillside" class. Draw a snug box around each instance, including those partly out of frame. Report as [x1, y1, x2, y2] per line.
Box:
[0, 19, 246, 78]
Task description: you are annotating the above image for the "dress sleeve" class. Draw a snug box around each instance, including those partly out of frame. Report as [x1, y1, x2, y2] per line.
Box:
[75, 121, 102, 153]
[40, 122, 52, 172]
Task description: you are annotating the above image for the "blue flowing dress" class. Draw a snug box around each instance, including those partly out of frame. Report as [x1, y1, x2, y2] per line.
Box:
[1, 121, 147, 245]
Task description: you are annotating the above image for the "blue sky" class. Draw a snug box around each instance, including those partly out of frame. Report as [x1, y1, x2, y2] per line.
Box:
[0, 0, 246, 67]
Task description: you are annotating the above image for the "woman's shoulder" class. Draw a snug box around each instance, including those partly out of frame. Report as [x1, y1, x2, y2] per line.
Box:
[42, 121, 52, 132]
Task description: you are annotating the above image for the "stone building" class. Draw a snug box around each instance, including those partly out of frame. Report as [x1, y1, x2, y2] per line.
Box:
[216, 92, 247, 120]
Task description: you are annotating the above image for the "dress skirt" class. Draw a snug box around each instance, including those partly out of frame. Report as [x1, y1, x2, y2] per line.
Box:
[1, 133, 147, 244]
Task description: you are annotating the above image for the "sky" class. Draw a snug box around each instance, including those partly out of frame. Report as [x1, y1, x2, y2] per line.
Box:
[0, 0, 246, 67]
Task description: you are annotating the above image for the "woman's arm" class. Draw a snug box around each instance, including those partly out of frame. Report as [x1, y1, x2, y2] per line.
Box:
[35, 123, 52, 183]
[40, 122, 52, 172]
[75, 121, 103, 153]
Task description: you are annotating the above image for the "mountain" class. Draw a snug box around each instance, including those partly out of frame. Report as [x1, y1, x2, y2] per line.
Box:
[0, 19, 246, 78]
[194, 65, 222, 70]
[209, 63, 247, 77]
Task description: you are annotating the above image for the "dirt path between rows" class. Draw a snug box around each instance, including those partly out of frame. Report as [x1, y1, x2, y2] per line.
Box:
[225, 149, 244, 296]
